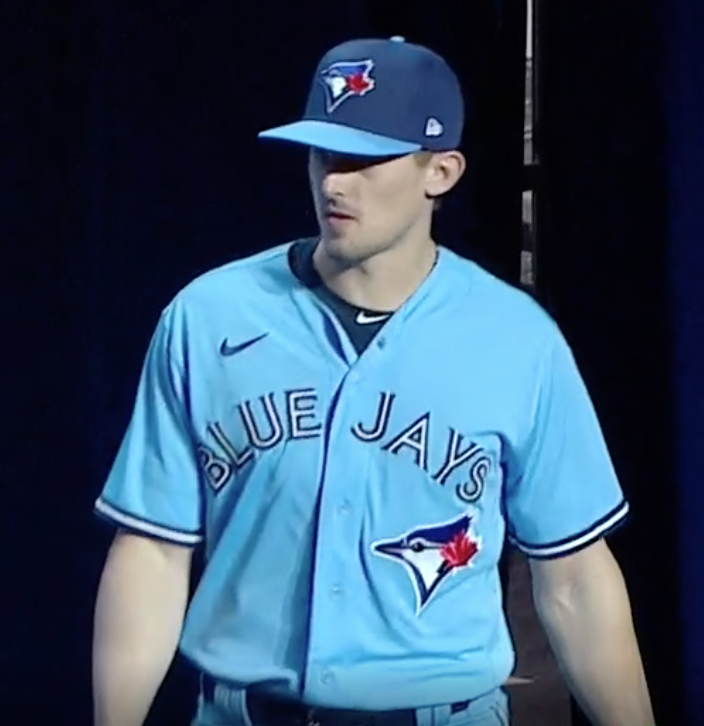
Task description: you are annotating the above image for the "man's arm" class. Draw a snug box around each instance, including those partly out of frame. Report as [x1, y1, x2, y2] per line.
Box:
[530, 539, 654, 726]
[92, 529, 194, 726]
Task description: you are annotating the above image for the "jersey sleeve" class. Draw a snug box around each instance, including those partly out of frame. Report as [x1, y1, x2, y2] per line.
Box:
[503, 327, 629, 559]
[93, 302, 204, 546]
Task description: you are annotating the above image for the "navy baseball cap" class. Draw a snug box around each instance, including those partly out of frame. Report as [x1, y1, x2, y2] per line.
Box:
[258, 36, 464, 157]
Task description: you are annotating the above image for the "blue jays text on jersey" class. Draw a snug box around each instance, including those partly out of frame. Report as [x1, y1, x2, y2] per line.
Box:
[94, 241, 629, 711]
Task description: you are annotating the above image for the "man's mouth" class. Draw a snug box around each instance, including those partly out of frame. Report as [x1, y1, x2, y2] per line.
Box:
[326, 210, 355, 220]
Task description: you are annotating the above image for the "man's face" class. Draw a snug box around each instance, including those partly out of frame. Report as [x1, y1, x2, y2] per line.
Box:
[308, 149, 464, 263]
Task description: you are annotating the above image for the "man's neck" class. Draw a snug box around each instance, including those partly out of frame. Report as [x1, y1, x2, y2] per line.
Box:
[313, 236, 438, 312]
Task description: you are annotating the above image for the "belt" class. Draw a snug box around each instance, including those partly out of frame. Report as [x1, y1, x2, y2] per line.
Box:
[202, 675, 470, 726]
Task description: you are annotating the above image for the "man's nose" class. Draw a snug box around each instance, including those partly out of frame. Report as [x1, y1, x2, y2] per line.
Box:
[321, 169, 349, 198]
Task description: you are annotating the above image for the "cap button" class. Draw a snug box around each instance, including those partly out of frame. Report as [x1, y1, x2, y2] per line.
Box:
[389, 36, 406, 43]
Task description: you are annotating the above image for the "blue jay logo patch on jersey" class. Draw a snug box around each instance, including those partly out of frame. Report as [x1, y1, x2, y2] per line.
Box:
[372, 513, 481, 614]
[319, 59, 375, 113]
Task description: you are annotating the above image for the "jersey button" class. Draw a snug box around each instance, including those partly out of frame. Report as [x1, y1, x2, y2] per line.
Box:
[330, 585, 343, 597]
[320, 670, 334, 685]
[377, 337, 386, 348]
[337, 501, 351, 515]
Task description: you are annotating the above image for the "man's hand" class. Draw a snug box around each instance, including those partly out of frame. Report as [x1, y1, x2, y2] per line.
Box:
[530, 539, 654, 726]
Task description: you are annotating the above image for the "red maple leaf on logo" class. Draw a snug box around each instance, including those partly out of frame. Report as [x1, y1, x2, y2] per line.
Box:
[347, 73, 371, 94]
[441, 533, 479, 568]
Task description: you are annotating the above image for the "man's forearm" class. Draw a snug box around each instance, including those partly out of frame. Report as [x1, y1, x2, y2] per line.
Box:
[533, 550, 654, 726]
[93, 532, 192, 726]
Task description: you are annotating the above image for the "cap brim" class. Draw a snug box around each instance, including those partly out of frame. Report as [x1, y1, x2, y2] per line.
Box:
[258, 120, 421, 157]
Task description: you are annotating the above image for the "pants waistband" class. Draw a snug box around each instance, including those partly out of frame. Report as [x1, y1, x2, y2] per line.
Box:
[201, 674, 471, 726]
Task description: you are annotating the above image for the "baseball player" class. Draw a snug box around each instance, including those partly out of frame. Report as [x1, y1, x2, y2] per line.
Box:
[92, 37, 655, 726]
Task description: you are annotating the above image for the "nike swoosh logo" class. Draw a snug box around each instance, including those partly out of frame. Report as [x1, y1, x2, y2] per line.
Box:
[356, 311, 391, 324]
[220, 333, 268, 357]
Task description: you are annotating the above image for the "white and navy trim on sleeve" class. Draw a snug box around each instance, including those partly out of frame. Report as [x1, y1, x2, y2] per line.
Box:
[94, 497, 204, 546]
[508, 499, 630, 559]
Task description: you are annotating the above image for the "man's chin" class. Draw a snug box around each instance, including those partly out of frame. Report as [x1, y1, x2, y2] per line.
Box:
[318, 233, 364, 263]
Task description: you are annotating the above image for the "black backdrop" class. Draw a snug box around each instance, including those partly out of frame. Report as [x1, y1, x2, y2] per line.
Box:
[3, 0, 702, 724]
[536, 1, 675, 722]
[537, 0, 703, 721]
[1, 1, 523, 723]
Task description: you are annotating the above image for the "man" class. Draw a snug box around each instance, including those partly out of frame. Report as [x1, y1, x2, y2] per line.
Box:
[92, 36, 654, 726]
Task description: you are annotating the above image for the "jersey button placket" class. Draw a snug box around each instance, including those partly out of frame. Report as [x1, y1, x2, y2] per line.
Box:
[303, 375, 365, 701]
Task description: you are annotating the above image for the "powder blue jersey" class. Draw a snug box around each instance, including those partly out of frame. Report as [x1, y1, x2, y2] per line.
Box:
[95, 241, 629, 710]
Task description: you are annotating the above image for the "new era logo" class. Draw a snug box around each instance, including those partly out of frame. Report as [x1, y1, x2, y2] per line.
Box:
[424, 117, 443, 137]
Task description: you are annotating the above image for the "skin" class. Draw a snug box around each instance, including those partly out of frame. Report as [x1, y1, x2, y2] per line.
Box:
[93, 532, 193, 726]
[309, 148, 466, 312]
[531, 540, 654, 726]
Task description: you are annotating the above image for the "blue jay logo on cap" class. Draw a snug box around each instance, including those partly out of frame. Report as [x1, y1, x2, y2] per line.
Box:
[372, 513, 481, 614]
[319, 59, 376, 113]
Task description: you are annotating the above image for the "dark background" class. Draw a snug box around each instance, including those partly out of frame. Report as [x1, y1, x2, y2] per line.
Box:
[2, 0, 702, 724]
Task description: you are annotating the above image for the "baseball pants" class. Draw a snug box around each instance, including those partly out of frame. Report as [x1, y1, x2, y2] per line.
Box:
[192, 682, 510, 726]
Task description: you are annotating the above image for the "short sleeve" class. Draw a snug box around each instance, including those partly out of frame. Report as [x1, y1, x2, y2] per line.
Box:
[93, 303, 204, 545]
[504, 328, 629, 559]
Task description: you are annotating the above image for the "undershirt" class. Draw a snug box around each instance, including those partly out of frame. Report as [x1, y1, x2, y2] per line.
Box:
[288, 239, 392, 354]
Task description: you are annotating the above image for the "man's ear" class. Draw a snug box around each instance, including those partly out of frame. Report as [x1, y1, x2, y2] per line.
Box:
[425, 150, 466, 199]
